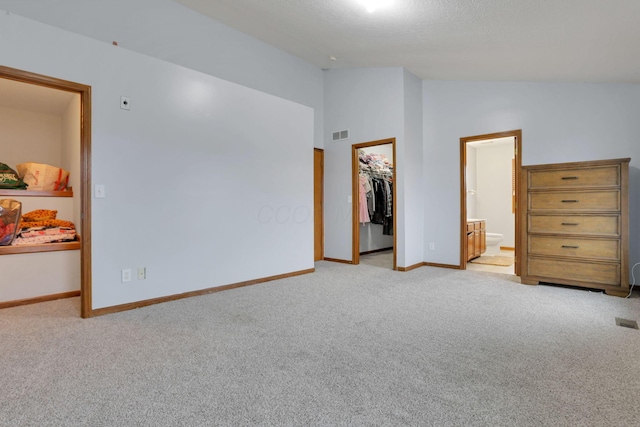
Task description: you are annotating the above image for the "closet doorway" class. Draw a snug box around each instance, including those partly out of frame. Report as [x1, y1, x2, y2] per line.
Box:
[352, 138, 397, 270]
[460, 130, 521, 276]
[0, 66, 92, 318]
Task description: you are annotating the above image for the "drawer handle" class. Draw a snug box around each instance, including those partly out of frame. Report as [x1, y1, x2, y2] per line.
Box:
[562, 245, 579, 249]
[561, 176, 579, 180]
[561, 222, 579, 226]
[561, 199, 579, 203]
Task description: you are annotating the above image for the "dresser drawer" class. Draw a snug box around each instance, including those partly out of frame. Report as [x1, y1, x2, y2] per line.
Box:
[528, 165, 619, 189]
[528, 214, 620, 236]
[528, 236, 619, 260]
[527, 257, 620, 286]
[529, 190, 619, 211]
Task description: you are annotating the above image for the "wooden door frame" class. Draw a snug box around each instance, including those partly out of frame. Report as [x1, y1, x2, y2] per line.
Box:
[459, 130, 521, 275]
[0, 65, 93, 318]
[314, 148, 324, 261]
[352, 138, 397, 270]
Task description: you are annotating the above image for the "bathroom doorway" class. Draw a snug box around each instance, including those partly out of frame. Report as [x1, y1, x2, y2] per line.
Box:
[460, 130, 521, 276]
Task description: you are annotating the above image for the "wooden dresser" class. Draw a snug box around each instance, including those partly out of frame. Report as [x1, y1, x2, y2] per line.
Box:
[520, 158, 630, 296]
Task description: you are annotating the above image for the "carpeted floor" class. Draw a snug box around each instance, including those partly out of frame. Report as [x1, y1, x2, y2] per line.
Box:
[1, 261, 639, 426]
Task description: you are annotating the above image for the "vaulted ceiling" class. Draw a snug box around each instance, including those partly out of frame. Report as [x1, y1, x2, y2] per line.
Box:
[2, 0, 639, 83]
[174, 0, 640, 83]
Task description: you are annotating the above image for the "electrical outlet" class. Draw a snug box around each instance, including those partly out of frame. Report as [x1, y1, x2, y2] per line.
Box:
[429, 242, 435, 251]
[121, 269, 132, 282]
[120, 96, 130, 110]
[95, 184, 105, 199]
[137, 267, 146, 280]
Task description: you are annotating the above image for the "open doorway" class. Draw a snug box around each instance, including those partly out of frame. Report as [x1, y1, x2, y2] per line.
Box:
[0, 65, 92, 317]
[460, 130, 521, 276]
[352, 138, 397, 270]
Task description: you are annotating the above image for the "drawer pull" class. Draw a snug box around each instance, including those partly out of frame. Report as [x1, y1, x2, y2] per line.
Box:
[562, 245, 579, 249]
[561, 222, 579, 226]
[561, 176, 579, 180]
[561, 199, 579, 203]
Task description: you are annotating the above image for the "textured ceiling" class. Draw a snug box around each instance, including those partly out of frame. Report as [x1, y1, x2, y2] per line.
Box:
[175, 0, 640, 82]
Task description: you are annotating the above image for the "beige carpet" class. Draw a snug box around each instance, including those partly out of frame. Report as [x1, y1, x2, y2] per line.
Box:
[469, 255, 514, 266]
[2, 261, 640, 426]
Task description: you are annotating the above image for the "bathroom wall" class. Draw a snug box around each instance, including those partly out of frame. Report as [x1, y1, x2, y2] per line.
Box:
[466, 145, 477, 219]
[475, 141, 515, 247]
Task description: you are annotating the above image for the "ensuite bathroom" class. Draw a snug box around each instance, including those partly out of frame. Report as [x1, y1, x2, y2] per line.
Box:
[466, 137, 516, 273]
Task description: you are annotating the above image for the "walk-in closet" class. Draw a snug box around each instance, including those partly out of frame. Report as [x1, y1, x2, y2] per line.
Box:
[353, 140, 395, 269]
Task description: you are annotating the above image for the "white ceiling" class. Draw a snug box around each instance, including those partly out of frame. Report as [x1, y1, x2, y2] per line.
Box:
[174, 0, 640, 83]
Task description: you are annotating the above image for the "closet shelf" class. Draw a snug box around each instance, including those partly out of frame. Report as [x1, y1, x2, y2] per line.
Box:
[0, 187, 73, 198]
[0, 236, 81, 255]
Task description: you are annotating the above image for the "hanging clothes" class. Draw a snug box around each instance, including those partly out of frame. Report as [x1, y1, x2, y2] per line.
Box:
[358, 174, 371, 224]
[383, 181, 393, 236]
[358, 151, 393, 235]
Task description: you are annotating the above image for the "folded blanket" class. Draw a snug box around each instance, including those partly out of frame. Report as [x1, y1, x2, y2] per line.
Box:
[19, 219, 75, 230]
[12, 226, 76, 245]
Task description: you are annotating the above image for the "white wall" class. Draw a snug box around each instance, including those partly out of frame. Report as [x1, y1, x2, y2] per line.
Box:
[323, 67, 424, 268]
[61, 95, 81, 233]
[400, 69, 424, 268]
[0, 0, 325, 149]
[0, 12, 314, 310]
[0, 106, 62, 168]
[475, 142, 515, 247]
[323, 68, 404, 262]
[423, 80, 640, 269]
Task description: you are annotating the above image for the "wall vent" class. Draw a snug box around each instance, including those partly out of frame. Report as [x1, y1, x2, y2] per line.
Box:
[332, 129, 350, 141]
[615, 317, 638, 329]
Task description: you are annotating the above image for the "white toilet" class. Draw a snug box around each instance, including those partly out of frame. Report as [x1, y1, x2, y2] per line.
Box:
[485, 232, 504, 255]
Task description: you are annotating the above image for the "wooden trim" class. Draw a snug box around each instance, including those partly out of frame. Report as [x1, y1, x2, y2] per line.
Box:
[360, 247, 393, 255]
[91, 268, 315, 317]
[352, 145, 360, 265]
[0, 66, 91, 93]
[423, 262, 462, 270]
[0, 290, 80, 310]
[460, 130, 522, 275]
[0, 65, 93, 318]
[518, 167, 530, 283]
[500, 246, 516, 251]
[398, 262, 424, 272]
[459, 139, 467, 269]
[323, 257, 353, 264]
[620, 160, 629, 288]
[314, 148, 324, 261]
[80, 83, 92, 318]
[352, 138, 397, 270]
[523, 157, 630, 171]
[0, 188, 73, 197]
[0, 237, 81, 255]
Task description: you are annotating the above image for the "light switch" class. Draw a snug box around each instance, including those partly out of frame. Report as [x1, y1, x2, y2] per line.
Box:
[95, 184, 106, 199]
[347, 195, 352, 204]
